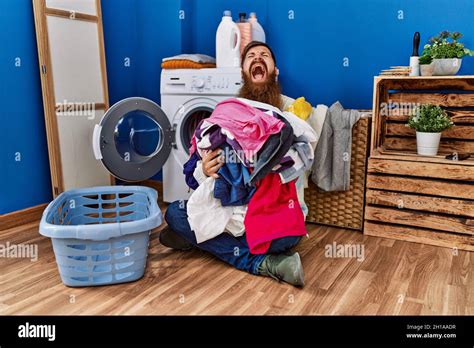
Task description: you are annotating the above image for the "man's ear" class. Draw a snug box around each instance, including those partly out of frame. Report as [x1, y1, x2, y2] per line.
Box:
[275, 67, 279, 81]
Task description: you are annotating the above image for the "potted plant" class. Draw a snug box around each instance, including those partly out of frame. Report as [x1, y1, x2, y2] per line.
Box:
[407, 104, 453, 156]
[422, 31, 473, 75]
[419, 54, 434, 76]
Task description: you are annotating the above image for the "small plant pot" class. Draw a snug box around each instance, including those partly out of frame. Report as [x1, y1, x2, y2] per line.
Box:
[432, 58, 462, 76]
[420, 63, 434, 76]
[416, 131, 441, 156]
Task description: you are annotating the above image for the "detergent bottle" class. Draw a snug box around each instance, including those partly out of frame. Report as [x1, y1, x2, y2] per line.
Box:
[237, 13, 252, 55]
[248, 12, 266, 43]
[216, 10, 241, 68]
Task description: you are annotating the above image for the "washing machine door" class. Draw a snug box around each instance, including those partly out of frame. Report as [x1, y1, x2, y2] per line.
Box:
[92, 97, 174, 182]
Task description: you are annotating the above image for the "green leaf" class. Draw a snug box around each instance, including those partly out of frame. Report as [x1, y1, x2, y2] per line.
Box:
[407, 104, 453, 132]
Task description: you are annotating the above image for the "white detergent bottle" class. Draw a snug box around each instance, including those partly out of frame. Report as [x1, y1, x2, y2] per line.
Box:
[249, 12, 266, 43]
[216, 10, 241, 68]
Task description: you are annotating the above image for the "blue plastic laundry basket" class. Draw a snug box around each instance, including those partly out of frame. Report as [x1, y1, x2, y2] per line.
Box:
[39, 186, 162, 287]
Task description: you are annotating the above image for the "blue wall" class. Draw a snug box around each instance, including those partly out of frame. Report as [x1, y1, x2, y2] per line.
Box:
[2, 0, 474, 214]
[0, 0, 183, 214]
[186, 0, 474, 109]
[0, 0, 52, 214]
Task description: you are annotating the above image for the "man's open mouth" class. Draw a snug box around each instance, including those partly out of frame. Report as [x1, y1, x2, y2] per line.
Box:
[250, 62, 267, 82]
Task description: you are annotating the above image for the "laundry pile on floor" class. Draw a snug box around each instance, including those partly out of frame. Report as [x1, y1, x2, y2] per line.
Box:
[161, 54, 216, 69]
[183, 97, 317, 254]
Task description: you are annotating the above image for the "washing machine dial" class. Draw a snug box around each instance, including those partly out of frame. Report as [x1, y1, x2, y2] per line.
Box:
[192, 78, 205, 89]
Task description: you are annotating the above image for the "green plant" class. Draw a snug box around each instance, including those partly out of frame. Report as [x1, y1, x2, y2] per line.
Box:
[418, 54, 433, 65]
[422, 31, 473, 59]
[407, 104, 453, 132]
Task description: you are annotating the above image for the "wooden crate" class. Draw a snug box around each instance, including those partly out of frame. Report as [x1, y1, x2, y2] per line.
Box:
[365, 76, 474, 251]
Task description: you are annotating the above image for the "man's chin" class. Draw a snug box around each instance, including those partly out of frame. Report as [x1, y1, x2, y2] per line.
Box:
[250, 75, 270, 85]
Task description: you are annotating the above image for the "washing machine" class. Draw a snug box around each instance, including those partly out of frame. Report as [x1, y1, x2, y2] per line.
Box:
[92, 68, 242, 202]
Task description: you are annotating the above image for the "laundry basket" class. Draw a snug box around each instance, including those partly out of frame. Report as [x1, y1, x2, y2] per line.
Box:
[39, 186, 162, 287]
[305, 113, 371, 230]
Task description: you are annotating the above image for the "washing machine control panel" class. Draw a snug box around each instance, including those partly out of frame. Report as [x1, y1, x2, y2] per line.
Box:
[161, 68, 242, 95]
[191, 75, 240, 93]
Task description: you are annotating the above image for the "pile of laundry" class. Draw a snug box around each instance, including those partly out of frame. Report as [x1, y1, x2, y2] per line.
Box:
[183, 98, 318, 254]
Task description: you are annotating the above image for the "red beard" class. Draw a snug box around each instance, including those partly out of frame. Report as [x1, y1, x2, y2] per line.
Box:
[238, 70, 283, 110]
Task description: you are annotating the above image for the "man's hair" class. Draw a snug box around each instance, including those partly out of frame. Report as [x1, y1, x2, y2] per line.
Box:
[241, 41, 276, 66]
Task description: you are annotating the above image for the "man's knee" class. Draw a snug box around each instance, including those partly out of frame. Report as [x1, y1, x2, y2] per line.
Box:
[268, 235, 302, 254]
[164, 200, 187, 230]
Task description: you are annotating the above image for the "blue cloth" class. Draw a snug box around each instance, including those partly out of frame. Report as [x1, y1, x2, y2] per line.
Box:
[214, 144, 256, 206]
[164, 200, 302, 272]
[182, 152, 200, 190]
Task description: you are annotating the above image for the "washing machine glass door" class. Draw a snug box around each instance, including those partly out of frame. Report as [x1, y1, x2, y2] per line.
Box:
[93, 97, 173, 181]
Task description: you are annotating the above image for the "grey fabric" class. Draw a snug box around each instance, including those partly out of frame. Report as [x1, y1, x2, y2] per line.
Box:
[279, 142, 314, 184]
[311, 101, 360, 192]
[247, 113, 294, 185]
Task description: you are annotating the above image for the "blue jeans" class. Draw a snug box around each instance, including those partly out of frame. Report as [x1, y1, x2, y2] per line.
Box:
[164, 200, 302, 275]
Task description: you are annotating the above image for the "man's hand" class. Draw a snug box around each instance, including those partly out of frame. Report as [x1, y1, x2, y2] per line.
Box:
[202, 148, 224, 178]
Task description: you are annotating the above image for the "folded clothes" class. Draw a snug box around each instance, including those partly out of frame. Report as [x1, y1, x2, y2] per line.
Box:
[162, 54, 216, 64]
[162, 54, 216, 69]
[161, 60, 216, 69]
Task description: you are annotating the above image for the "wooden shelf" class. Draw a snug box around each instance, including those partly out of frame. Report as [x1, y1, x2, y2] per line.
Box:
[365, 77, 474, 251]
[372, 147, 474, 166]
[374, 75, 474, 80]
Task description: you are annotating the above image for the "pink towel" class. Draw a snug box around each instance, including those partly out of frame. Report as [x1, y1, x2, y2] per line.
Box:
[189, 98, 284, 160]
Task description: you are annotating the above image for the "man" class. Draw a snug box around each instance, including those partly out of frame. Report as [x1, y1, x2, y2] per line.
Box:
[160, 41, 305, 287]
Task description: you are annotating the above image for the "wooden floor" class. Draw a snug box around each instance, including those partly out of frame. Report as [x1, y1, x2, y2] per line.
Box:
[0, 212, 472, 315]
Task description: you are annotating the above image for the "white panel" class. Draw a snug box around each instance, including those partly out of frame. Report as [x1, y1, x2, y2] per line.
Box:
[56, 109, 110, 190]
[46, 0, 97, 15]
[47, 16, 104, 104]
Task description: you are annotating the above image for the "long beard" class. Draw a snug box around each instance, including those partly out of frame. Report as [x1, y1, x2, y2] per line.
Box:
[238, 71, 283, 110]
